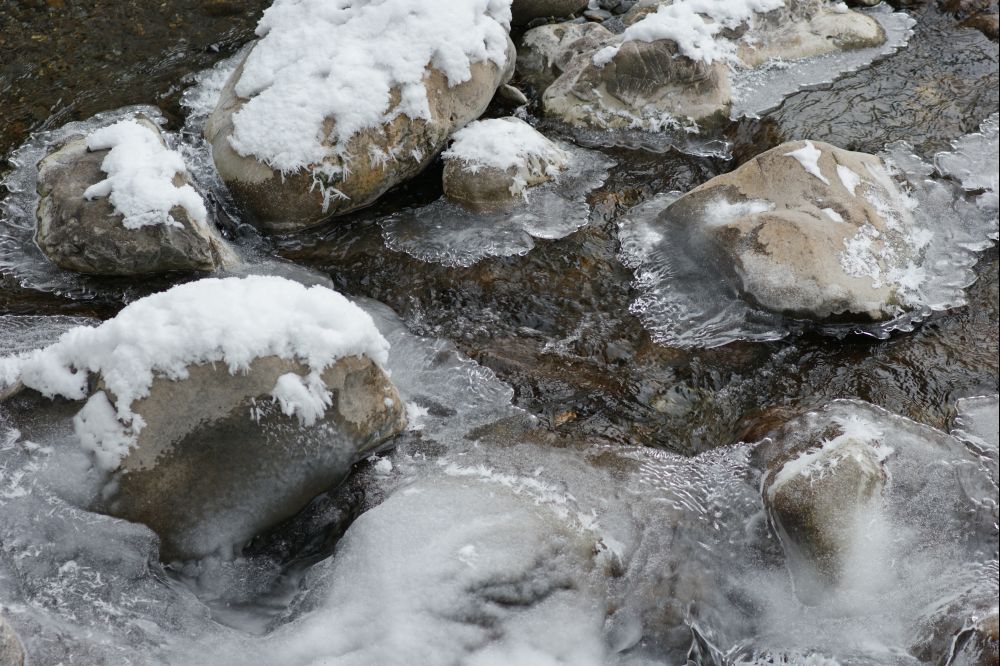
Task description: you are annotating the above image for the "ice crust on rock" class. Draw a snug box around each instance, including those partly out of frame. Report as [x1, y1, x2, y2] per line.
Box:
[227, 0, 513, 175]
[0, 276, 388, 467]
[784, 140, 829, 185]
[82, 119, 208, 229]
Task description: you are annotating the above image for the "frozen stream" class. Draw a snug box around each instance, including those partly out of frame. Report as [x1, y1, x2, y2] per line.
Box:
[1, 1, 998, 665]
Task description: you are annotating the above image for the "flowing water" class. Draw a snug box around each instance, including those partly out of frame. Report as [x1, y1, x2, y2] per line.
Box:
[0, 2, 998, 664]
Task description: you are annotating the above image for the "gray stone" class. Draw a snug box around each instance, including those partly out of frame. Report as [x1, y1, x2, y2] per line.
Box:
[511, 0, 589, 24]
[35, 119, 235, 276]
[205, 38, 516, 233]
[442, 119, 568, 212]
[94, 354, 407, 561]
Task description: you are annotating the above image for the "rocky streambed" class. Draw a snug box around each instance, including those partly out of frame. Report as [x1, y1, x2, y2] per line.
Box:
[0, 1, 998, 665]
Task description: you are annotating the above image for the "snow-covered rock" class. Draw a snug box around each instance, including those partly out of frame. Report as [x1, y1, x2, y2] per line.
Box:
[540, 0, 886, 129]
[205, 0, 516, 232]
[517, 22, 614, 93]
[762, 419, 889, 600]
[441, 117, 569, 211]
[511, 0, 589, 24]
[0, 616, 24, 666]
[0, 276, 407, 560]
[652, 140, 923, 320]
[35, 117, 234, 275]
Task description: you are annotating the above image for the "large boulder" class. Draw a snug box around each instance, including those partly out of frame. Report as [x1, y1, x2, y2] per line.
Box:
[539, 0, 886, 128]
[655, 140, 919, 320]
[35, 117, 234, 276]
[2, 276, 407, 560]
[94, 353, 406, 560]
[441, 117, 569, 211]
[205, 2, 516, 233]
[0, 617, 24, 666]
[511, 0, 590, 24]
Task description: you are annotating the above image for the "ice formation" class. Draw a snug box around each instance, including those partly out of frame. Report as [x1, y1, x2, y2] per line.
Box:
[83, 119, 208, 229]
[783, 141, 830, 185]
[381, 143, 613, 267]
[227, 0, 513, 174]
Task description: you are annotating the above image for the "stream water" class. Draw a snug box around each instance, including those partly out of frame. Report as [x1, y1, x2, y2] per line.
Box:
[0, 1, 997, 665]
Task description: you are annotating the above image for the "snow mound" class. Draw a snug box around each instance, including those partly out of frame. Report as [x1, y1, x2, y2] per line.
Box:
[228, 0, 512, 174]
[0, 276, 389, 457]
[83, 119, 208, 229]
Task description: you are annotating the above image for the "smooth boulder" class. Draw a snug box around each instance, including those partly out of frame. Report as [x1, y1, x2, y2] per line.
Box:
[658, 140, 916, 320]
[517, 22, 614, 93]
[35, 119, 233, 276]
[764, 434, 887, 600]
[92, 354, 407, 561]
[205, 39, 516, 232]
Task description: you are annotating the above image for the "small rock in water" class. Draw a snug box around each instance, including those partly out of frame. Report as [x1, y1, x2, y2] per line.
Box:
[0, 616, 24, 666]
[541, 0, 887, 131]
[763, 425, 889, 601]
[442, 117, 569, 212]
[653, 140, 922, 321]
[34, 116, 234, 276]
[517, 21, 615, 93]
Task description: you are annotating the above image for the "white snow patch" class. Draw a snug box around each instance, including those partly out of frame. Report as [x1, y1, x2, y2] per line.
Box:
[0, 276, 389, 467]
[83, 119, 208, 229]
[821, 207, 844, 223]
[444, 118, 568, 176]
[704, 197, 774, 226]
[593, 0, 785, 66]
[784, 141, 830, 185]
[228, 0, 512, 175]
[73, 392, 137, 471]
[271, 372, 333, 427]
